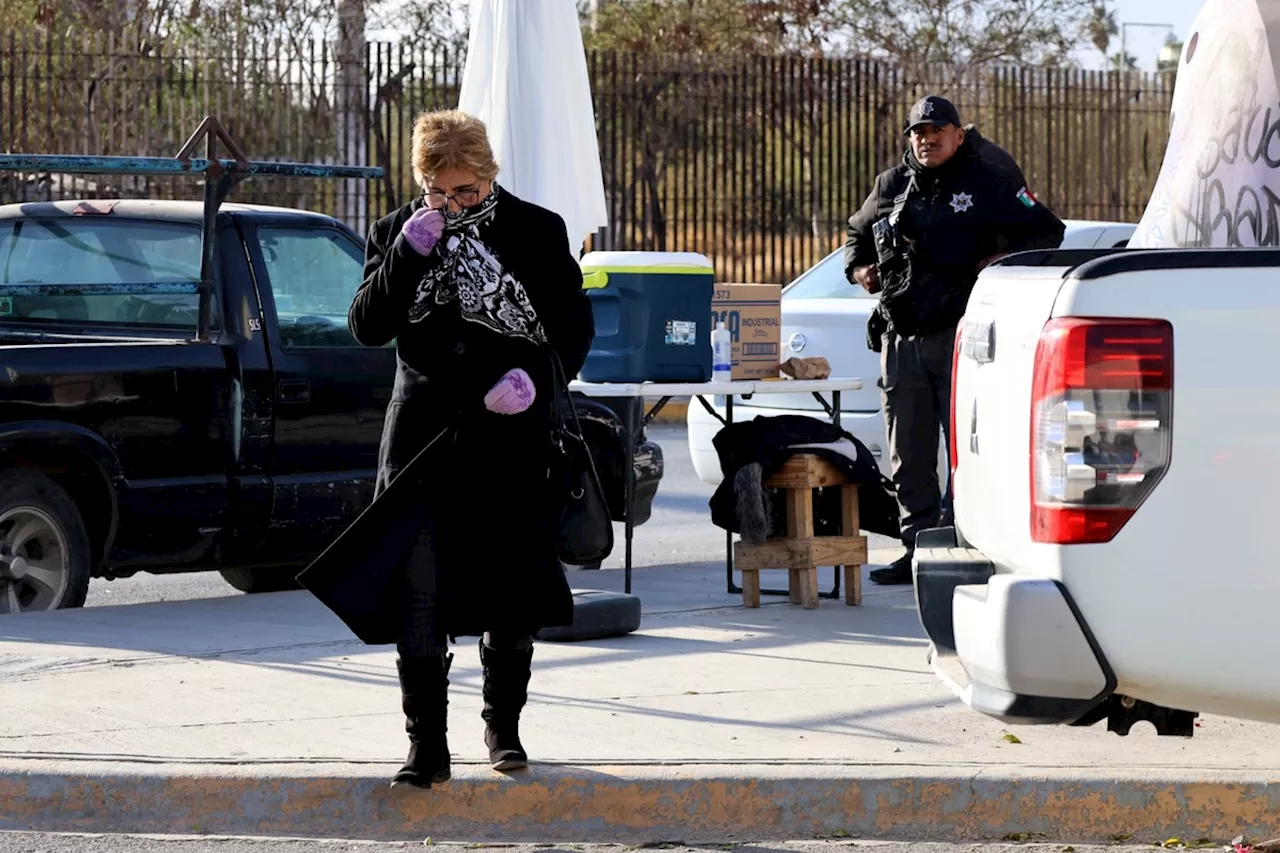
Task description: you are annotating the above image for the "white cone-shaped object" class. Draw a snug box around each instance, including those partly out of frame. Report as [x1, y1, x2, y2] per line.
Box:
[1131, 0, 1280, 247]
[458, 0, 609, 254]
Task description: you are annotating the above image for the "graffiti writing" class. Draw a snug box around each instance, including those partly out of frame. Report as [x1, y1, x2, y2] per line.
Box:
[1149, 25, 1280, 247]
[1174, 178, 1280, 246]
[1195, 100, 1280, 180]
[1164, 88, 1280, 247]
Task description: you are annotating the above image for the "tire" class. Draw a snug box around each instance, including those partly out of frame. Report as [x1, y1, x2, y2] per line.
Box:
[219, 566, 304, 594]
[0, 470, 92, 614]
[536, 590, 642, 642]
[562, 559, 603, 572]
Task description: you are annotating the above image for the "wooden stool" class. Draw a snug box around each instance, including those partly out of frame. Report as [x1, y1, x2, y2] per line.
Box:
[733, 453, 867, 609]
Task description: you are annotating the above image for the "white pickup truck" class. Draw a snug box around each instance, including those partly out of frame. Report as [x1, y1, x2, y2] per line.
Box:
[913, 246, 1279, 737]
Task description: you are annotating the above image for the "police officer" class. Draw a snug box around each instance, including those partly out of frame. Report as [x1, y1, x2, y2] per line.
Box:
[845, 95, 1065, 585]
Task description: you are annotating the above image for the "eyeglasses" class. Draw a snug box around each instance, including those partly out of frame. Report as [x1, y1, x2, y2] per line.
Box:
[424, 188, 481, 209]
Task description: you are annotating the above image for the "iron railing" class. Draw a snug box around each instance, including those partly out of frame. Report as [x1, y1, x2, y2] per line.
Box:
[0, 29, 1174, 284]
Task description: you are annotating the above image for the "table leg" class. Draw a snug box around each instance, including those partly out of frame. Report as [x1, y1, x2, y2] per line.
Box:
[830, 388, 843, 599]
[696, 394, 727, 425]
[725, 393, 737, 595]
[643, 396, 672, 426]
[623, 397, 637, 595]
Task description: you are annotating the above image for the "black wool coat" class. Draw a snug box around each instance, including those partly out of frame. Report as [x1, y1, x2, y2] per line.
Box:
[297, 190, 594, 645]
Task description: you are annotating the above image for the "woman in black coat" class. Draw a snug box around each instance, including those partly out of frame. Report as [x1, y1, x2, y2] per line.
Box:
[348, 109, 594, 789]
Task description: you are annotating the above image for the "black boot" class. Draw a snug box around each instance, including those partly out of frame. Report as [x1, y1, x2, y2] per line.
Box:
[480, 640, 532, 771]
[869, 552, 914, 586]
[391, 652, 452, 790]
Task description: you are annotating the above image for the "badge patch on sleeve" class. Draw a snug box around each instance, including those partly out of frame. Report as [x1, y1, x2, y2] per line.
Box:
[1016, 187, 1039, 208]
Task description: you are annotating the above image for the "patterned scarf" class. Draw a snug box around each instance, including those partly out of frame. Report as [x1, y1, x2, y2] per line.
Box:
[406, 184, 548, 345]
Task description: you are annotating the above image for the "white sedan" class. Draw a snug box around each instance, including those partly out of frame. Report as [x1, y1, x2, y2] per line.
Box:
[687, 220, 1136, 485]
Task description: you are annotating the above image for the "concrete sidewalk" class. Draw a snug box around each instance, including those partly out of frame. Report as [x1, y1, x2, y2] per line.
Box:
[3, 563, 1280, 842]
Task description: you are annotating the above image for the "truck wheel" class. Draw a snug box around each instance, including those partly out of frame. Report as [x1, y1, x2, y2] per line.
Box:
[218, 566, 304, 594]
[0, 470, 92, 614]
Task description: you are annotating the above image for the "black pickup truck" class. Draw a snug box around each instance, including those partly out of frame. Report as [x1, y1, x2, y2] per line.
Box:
[0, 199, 662, 614]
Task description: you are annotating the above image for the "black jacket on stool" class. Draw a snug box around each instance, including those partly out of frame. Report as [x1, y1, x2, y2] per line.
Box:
[708, 415, 901, 542]
[297, 189, 594, 645]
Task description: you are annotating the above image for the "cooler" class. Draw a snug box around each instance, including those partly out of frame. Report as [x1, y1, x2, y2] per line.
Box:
[578, 251, 714, 383]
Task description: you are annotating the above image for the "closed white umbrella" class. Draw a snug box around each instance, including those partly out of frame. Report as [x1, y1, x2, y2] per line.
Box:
[458, 0, 609, 255]
[1130, 0, 1280, 248]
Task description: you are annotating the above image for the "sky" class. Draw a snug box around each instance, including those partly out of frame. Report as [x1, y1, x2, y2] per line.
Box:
[368, 0, 1206, 74]
[1105, 0, 1204, 70]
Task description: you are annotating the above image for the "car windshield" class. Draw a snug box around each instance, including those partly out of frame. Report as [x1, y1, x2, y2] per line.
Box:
[781, 250, 873, 301]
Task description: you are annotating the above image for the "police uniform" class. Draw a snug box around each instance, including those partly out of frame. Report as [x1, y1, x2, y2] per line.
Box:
[844, 96, 1065, 584]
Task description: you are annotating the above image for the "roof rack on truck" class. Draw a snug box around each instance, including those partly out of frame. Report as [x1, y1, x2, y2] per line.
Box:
[0, 115, 381, 340]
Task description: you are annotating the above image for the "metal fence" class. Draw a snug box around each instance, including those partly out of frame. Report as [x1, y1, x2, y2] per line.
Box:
[0, 29, 1174, 284]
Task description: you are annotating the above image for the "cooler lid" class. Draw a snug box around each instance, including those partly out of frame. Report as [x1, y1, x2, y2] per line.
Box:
[579, 250, 714, 274]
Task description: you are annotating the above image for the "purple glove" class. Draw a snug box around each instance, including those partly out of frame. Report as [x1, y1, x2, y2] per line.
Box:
[484, 368, 536, 415]
[401, 206, 445, 256]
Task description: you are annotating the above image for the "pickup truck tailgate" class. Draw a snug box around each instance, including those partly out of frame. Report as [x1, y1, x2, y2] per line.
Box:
[951, 264, 1067, 562]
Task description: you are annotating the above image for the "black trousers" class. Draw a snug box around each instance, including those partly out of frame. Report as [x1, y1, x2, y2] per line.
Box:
[878, 326, 956, 552]
[397, 522, 532, 658]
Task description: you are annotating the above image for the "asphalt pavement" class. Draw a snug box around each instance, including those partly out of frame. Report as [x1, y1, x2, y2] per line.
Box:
[83, 424, 903, 608]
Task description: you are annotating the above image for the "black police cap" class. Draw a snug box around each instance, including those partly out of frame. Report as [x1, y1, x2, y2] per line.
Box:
[903, 96, 962, 134]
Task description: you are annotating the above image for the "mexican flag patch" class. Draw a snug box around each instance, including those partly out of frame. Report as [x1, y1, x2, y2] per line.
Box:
[1016, 186, 1039, 208]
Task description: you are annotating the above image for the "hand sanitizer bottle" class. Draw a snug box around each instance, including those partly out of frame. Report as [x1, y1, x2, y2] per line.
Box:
[711, 321, 732, 383]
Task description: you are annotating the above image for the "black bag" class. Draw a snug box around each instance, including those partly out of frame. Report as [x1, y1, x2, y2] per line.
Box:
[873, 178, 923, 339]
[548, 349, 614, 566]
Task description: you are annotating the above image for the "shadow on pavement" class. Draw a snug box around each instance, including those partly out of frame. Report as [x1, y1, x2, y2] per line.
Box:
[0, 563, 924, 661]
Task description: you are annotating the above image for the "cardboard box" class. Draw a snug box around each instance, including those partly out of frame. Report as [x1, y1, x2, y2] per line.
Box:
[712, 283, 782, 380]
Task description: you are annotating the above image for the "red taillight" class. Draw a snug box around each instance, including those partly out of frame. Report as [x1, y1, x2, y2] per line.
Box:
[949, 323, 963, 490]
[1030, 318, 1173, 545]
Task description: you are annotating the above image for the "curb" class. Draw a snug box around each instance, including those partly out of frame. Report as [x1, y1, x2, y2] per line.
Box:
[5, 761, 1280, 842]
[647, 397, 689, 424]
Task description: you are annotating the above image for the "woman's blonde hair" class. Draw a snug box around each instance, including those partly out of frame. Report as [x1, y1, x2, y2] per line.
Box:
[410, 109, 499, 188]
